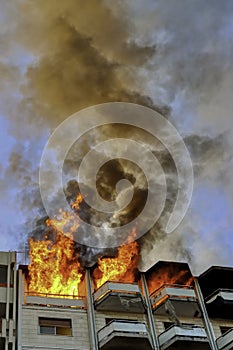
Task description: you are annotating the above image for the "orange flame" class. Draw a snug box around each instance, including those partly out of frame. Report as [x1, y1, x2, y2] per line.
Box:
[147, 264, 194, 295]
[28, 193, 140, 296]
[28, 194, 84, 298]
[28, 232, 84, 298]
[46, 193, 83, 234]
[93, 227, 140, 289]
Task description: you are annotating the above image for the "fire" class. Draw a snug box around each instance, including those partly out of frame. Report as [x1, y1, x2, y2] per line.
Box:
[46, 193, 83, 234]
[28, 231, 84, 297]
[28, 194, 84, 298]
[28, 193, 140, 296]
[147, 264, 194, 295]
[93, 227, 140, 289]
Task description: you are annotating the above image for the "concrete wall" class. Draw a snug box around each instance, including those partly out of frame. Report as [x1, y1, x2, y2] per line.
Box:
[20, 306, 90, 350]
[0, 251, 17, 350]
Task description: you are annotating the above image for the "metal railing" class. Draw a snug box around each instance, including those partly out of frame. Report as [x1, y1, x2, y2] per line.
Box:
[150, 283, 193, 296]
[25, 291, 85, 300]
[150, 284, 196, 309]
[159, 324, 207, 348]
[216, 327, 233, 349]
[98, 319, 150, 343]
[205, 288, 233, 303]
[24, 291, 86, 309]
[94, 281, 142, 302]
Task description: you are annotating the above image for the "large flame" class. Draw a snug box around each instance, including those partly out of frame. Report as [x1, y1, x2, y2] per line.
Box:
[28, 232, 84, 298]
[92, 227, 140, 289]
[28, 194, 84, 298]
[147, 264, 194, 295]
[28, 193, 140, 296]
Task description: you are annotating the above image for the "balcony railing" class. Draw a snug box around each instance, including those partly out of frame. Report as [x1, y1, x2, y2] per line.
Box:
[206, 289, 233, 304]
[159, 324, 209, 350]
[150, 284, 200, 317]
[98, 320, 153, 350]
[24, 291, 85, 309]
[205, 289, 233, 318]
[93, 281, 145, 313]
[216, 328, 233, 350]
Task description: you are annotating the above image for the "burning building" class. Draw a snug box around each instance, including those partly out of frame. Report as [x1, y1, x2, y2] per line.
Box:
[0, 195, 233, 350]
[1, 242, 233, 350]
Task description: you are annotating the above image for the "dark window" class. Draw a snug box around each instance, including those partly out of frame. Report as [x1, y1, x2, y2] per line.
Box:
[39, 317, 72, 336]
[0, 338, 5, 350]
[9, 304, 13, 319]
[0, 266, 7, 285]
[0, 304, 6, 318]
[105, 318, 114, 325]
[105, 318, 137, 325]
[164, 322, 174, 330]
[220, 326, 232, 335]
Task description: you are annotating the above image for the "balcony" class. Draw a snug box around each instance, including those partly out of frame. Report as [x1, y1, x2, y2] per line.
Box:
[150, 284, 201, 317]
[98, 320, 153, 350]
[93, 282, 145, 313]
[216, 328, 233, 350]
[24, 292, 85, 309]
[205, 289, 233, 319]
[198, 266, 233, 319]
[159, 324, 211, 350]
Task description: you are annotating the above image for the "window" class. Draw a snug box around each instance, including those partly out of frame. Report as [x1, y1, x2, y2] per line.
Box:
[0, 266, 7, 285]
[0, 338, 5, 350]
[105, 318, 114, 325]
[105, 318, 138, 325]
[0, 303, 6, 318]
[220, 326, 232, 335]
[164, 322, 174, 330]
[39, 317, 72, 336]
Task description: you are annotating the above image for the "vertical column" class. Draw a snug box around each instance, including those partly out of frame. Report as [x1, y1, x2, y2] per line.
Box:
[17, 269, 23, 350]
[194, 277, 218, 350]
[6, 254, 11, 321]
[85, 269, 98, 350]
[12, 253, 17, 350]
[141, 273, 160, 350]
[5, 253, 11, 350]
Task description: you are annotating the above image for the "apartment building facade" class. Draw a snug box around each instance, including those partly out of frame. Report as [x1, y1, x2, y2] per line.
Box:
[0, 251, 232, 350]
[0, 252, 17, 350]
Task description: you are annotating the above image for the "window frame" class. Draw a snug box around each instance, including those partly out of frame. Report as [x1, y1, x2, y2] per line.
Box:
[38, 317, 72, 336]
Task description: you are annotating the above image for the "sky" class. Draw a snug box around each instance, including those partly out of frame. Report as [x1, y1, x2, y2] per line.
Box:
[0, 0, 233, 274]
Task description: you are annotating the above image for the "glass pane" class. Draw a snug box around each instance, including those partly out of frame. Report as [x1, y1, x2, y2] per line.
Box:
[56, 326, 72, 336]
[0, 266, 7, 284]
[40, 326, 55, 334]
